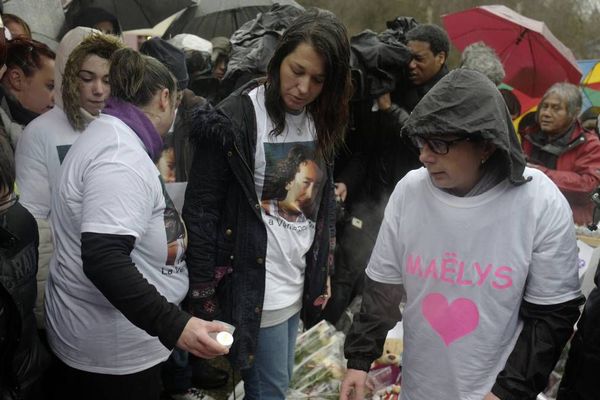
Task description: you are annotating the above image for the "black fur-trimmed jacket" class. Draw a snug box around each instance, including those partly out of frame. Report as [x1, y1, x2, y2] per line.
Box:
[182, 80, 336, 370]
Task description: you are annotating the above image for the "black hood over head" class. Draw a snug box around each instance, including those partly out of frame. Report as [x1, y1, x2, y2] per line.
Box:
[402, 68, 529, 185]
[72, 7, 121, 36]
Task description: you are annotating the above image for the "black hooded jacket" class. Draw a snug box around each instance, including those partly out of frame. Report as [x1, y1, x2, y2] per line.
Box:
[344, 70, 584, 400]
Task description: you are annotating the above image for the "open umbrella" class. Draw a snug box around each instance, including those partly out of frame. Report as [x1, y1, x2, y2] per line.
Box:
[65, 0, 195, 31]
[578, 59, 600, 110]
[443, 5, 581, 97]
[163, 0, 303, 40]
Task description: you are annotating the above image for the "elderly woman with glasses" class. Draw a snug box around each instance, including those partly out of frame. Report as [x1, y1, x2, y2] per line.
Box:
[340, 69, 584, 400]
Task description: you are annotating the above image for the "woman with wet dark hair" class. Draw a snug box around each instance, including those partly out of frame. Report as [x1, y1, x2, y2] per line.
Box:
[184, 9, 352, 399]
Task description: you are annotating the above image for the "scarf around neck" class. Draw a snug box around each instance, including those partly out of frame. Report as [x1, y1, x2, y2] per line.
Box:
[102, 97, 163, 162]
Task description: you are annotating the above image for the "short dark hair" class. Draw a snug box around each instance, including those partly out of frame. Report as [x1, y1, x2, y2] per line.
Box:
[406, 23, 449, 56]
[0, 135, 15, 195]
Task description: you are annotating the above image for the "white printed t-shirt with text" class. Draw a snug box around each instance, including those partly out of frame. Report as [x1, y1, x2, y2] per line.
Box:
[366, 167, 581, 400]
[45, 114, 188, 374]
[249, 85, 325, 318]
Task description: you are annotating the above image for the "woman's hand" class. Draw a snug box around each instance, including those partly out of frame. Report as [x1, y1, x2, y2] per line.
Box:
[321, 276, 332, 310]
[339, 368, 368, 400]
[177, 317, 229, 359]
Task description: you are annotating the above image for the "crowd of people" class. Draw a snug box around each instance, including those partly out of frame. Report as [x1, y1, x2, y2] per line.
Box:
[1, 3, 600, 400]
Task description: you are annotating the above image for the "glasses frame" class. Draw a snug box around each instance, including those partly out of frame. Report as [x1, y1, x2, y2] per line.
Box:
[411, 135, 473, 155]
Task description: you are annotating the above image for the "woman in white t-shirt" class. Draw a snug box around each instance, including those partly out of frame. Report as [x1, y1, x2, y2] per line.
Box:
[183, 9, 352, 400]
[45, 48, 228, 400]
[341, 69, 585, 400]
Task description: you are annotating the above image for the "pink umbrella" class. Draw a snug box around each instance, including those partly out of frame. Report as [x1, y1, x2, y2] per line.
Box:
[442, 5, 581, 97]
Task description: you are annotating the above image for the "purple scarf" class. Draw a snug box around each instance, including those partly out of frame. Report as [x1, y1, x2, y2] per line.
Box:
[102, 97, 163, 162]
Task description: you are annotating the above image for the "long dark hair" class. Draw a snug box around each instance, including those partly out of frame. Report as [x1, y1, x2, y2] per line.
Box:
[264, 9, 352, 159]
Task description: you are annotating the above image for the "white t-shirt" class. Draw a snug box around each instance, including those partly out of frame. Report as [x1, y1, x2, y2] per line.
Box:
[15, 107, 80, 219]
[45, 114, 188, 375]
[249, 86, 325, 312]
[366, 167, 581, 400]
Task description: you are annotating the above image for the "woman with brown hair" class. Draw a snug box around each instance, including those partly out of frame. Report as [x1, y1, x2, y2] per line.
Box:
[183, 9, 352, 399]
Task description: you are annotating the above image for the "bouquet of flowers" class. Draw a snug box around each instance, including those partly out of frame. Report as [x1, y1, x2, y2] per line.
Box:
[288, 320, 347, 399]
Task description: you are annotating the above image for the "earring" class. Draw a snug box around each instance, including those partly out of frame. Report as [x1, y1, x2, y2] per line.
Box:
[481, 159, 486, 164]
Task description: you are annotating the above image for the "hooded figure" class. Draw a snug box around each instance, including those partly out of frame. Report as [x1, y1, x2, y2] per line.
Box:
[341, 69, 584, 400]
[70, 7, 122, 36]
[15, 28, 123, 328]
[402, 68, 528, 187]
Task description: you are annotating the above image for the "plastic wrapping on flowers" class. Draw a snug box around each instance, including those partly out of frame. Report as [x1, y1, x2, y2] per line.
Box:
[287, 320, 346, 399]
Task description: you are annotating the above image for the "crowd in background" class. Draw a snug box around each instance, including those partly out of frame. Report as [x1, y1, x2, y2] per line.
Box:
[1, 3, 600, 400]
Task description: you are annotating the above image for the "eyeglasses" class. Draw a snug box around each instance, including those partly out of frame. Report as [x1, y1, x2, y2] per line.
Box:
[410, 135, 473, 155]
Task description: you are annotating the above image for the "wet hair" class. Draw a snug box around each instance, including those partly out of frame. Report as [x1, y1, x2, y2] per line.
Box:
[0, 135, 15, 195]
[185, 50, 211, 78]
[63, 33, 124, 131]
[405, 24, 449, 57]
[3, 13, 31, 39]
[460, 42, 504, 86]
[264, 144, 318, 200]
[109, 47, 176, 107]
[540, 82, 582, 119]
[264, 9, 352, 159]
[5, 38, 55, 77]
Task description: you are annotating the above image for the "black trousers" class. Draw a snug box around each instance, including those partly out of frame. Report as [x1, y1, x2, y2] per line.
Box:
[49, 356, 162, 400]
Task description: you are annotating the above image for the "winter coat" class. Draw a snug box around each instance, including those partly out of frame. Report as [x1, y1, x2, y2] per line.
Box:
[0, 86, 39, 151]
[173, 88, 208, 182]
[182, 81, 335, 370]
[0, 201, 50, 399]
[557, 264, 600, 400]
[522, 122, 600, 225]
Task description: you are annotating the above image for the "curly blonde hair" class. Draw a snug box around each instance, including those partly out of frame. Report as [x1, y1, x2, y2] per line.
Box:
[62, 33, 123, 131]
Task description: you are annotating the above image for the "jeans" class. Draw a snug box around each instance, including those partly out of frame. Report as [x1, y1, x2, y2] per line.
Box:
[241, 312, 300, 400]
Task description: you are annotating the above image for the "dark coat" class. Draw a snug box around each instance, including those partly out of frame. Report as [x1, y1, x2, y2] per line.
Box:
[557, 264, 600, 400]
[173, 88, 208, 182]
[0, 201, 50, 399]
[182, 81, 335, 370]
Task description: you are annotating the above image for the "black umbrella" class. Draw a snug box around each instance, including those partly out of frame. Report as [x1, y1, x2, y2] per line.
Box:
[163, 0, 303, 40]
[65, 0, 195, 31]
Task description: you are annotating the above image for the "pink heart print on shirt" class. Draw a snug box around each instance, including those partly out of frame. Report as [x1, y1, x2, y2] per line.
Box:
[422, 293, 479, 346]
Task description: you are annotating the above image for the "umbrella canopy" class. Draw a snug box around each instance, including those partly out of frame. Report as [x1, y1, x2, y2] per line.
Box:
[578, 59, 600, 110]
[163, 0, 303, 40]
[443, 5, 581, 97]
[65, 0, 195, 31]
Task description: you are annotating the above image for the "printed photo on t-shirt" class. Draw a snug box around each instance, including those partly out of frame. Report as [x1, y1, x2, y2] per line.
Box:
[260, 142, 324, 223]
[159, 176, 186, 267]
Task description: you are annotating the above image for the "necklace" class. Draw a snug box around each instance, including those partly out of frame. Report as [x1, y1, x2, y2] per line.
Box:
[286, 110, 308, 136]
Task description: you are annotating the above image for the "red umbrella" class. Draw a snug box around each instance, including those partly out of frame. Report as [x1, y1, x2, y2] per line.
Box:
[442, 5, 581, 97]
